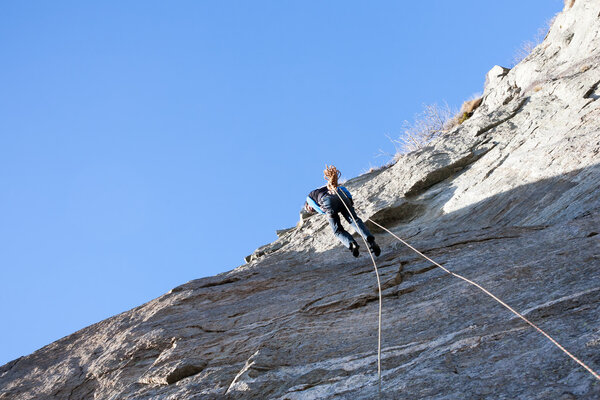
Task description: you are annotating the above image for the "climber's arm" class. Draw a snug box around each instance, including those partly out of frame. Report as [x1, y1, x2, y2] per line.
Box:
[305, 196, 325, 214]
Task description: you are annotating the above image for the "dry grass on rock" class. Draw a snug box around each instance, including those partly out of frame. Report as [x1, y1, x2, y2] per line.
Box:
[391, 96, 482, 160]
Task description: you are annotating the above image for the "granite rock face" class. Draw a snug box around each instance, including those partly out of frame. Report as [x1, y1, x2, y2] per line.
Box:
[2, 1, 600, 399]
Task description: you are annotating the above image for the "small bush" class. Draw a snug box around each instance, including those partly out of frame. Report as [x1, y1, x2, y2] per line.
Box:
[512, 40, 540, 66]
[450, 96, 483, 127]
[391, 102, 456, 155]
[390, 96, 483, 160]
[511, 17, 556, 66]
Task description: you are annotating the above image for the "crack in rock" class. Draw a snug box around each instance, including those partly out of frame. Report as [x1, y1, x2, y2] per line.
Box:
[404, 146, 493, 197]
[476, 97, 529, 137]
[166, 363, 207, 385]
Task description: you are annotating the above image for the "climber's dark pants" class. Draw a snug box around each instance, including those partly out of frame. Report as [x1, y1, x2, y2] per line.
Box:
[321, 193, 374, 249]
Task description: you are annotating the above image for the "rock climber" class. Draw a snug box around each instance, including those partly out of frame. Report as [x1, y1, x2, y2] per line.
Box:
[304, 165, 381, 258]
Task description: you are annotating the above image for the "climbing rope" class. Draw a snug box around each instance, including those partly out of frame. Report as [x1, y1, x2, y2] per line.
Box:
[333, 189, 383, 395]
[318, 163, 598, 389]
[367, 218, 600, 382]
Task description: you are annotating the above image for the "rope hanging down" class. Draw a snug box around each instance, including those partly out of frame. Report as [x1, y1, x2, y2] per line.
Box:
[324, 163, 597, 387]
[367, 218, 600, 382]
[333, 189, 383, 394]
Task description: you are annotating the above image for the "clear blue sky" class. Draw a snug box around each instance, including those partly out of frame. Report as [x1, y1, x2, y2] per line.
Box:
[0, 1, 562, 366]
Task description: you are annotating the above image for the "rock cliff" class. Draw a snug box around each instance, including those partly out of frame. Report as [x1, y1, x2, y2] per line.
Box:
[2, 1, 600, 399]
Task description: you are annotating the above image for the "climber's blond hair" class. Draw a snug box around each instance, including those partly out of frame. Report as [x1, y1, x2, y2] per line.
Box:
[324, 165, 341, 194]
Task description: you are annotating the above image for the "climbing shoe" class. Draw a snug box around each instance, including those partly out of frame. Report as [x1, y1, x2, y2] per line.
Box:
[349, 242, 360, 258]
[367, 237, 381, 257]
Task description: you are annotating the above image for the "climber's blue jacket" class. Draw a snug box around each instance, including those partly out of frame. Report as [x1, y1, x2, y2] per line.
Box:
[306, 186, 352, 214]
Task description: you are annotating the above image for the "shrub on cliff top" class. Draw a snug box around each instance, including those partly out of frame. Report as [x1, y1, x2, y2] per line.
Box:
[391, 96, 482, 159]
[391, 102, 455, 155]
